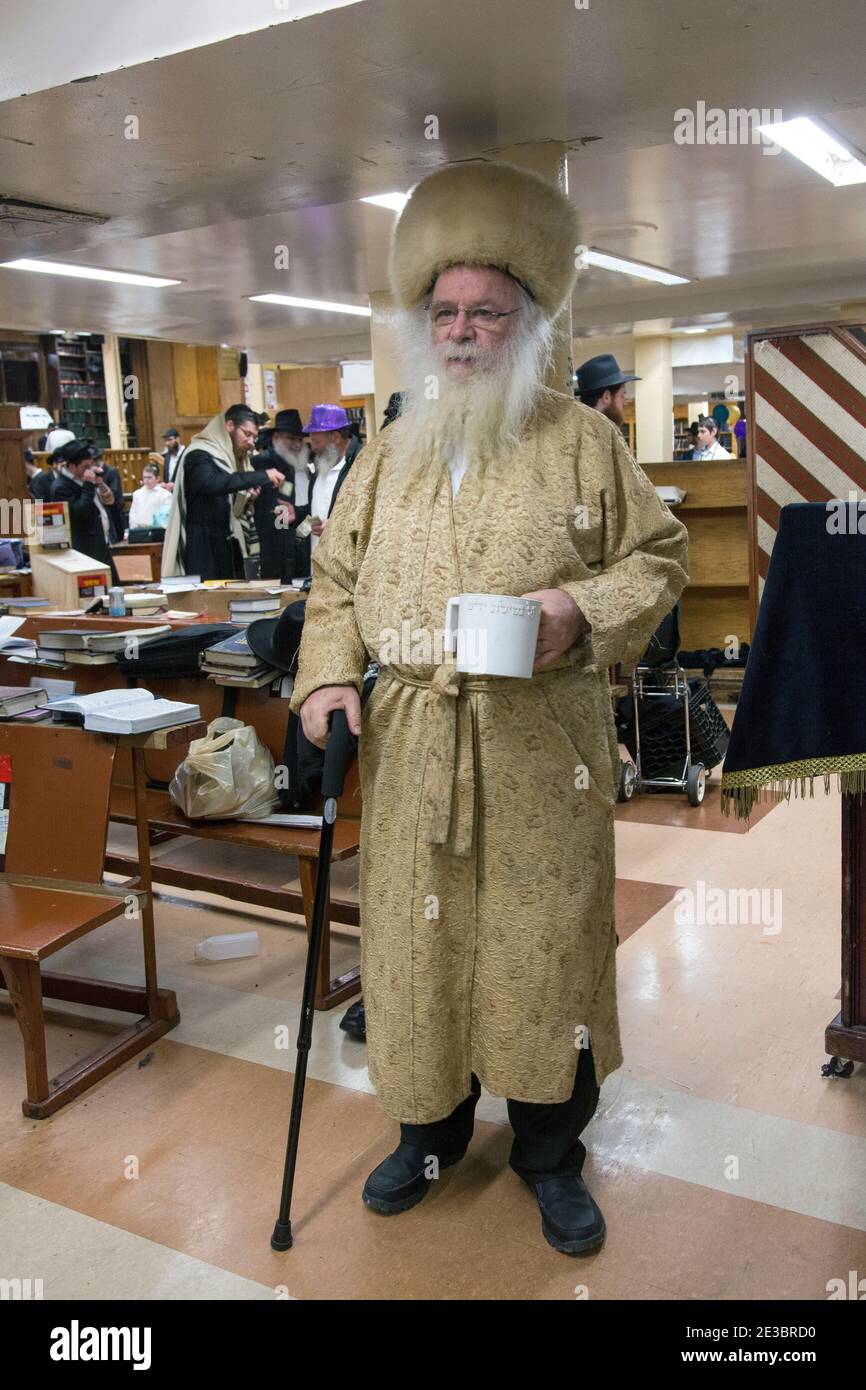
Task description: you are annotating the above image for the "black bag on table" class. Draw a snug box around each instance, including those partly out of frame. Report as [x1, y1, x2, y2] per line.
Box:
[116, 623, 238, 680]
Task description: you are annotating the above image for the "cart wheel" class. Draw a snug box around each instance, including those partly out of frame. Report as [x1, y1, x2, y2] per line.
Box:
[617, 760, 637, 802]
[687, 762, 707, 806]
[821, 1056, 855, 1079]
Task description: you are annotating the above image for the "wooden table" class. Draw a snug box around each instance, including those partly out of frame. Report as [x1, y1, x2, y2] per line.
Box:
[110, 541, 163, 583]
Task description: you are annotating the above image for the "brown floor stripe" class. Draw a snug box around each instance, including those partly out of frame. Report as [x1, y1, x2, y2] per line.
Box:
[1, 1038, 864, 1300]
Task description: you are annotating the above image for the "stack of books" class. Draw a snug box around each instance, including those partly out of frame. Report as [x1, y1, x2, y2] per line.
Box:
[0, 685, 50, 721]
[36, 625, 172, 666]
[123, 590, 169, 617]
[227, 592, 281, 625]
[48, 687, 200, 734]
[200, 630, 281, 689]
[5, 597, 52, 613]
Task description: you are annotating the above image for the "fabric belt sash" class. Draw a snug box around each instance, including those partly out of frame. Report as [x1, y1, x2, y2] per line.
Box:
[386, 659, 579, 858]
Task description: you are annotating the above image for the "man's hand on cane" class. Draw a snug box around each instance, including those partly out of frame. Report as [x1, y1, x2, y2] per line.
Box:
[301, 684, 362, 748]
[522, 588, 590, 671]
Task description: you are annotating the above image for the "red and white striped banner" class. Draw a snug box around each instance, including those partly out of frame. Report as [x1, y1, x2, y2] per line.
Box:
[752, 327, 866, 594]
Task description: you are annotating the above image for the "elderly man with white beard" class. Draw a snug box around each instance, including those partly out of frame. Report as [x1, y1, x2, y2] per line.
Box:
[290, 162, 688, 1255]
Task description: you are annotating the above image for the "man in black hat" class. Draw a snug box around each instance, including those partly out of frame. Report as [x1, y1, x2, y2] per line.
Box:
[252, 408, 310, 582]
[51, 440, 118, 577]
[574, 353, 639, 430]
[161, 428, 186, 487]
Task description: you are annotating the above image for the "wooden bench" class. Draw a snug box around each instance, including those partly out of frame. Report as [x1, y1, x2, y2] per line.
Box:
[0, 722, 203, 1117]
[0, 613, 364, 1013]
[106, 774, 363, 1011]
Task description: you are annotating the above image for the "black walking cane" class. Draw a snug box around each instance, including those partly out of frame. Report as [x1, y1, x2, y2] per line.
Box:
[271, 706, 355, 1251]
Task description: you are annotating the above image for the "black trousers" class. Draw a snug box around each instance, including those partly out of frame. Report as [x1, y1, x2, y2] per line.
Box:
[399, 1046, 600, 1184]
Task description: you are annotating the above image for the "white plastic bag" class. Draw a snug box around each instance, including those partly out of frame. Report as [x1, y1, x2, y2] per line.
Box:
[169, 717, 279, 820]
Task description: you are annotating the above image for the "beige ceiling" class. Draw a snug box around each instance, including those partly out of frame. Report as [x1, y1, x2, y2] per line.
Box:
[1, 0, 866, 361]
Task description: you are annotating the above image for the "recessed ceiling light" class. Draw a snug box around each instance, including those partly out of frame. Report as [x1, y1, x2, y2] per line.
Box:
[678, 323, 733, 334]
[361, 192, 409, 212]
[249, 293, 371, 317]
[0, 258, 181, 287]
[758, 117, 866, 186]
[581, 248, 691, 285]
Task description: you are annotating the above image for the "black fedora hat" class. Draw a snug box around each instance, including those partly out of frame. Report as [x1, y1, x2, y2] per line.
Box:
[246, 599, 306, 674]
[575, 353, 640, 395]
[59, 439, 96, 465]
[272, 408, 304, 436]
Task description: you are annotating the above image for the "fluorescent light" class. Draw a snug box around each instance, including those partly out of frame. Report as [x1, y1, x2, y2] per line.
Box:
[249, 293, 371, 317]
[0, 258, 181, 286]
[678, 323, 733, 334]
[758, 117, 866, 186]
[361, 192, 409, 212]
[582, 248, 690, 285]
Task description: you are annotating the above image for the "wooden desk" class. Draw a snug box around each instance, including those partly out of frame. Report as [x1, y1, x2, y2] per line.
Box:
[111, 542, 163, 583]
[0, 571, 33, 600]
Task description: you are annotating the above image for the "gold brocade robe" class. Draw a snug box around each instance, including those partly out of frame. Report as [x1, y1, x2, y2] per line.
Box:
[290, 390, 688, 1123]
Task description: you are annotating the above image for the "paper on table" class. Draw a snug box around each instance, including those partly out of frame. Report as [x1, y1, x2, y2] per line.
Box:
[0, 615, 26, 644]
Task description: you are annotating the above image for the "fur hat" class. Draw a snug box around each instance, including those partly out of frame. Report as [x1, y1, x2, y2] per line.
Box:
[389, 161, 579, 319]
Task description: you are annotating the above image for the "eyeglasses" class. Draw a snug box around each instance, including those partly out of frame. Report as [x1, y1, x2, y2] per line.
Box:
[426, 304, 521, 329]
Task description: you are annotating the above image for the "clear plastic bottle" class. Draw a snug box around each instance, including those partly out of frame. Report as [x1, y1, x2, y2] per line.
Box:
[194, 931, 260, 962]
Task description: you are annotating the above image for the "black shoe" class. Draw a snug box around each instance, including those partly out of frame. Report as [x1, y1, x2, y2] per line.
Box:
[339, 998, 366, 1041]
[362, 1141, 466, 1215]
[524, 1174, 606, 1254]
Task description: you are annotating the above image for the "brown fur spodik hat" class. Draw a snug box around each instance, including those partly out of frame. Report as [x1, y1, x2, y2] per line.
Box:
[389, 161, 580, 319]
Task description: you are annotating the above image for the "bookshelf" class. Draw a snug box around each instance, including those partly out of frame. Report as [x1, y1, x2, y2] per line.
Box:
[56, 334, 109, 446]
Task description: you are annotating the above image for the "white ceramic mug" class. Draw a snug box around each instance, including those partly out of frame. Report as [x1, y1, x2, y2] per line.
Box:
[444, 592, 541, 678]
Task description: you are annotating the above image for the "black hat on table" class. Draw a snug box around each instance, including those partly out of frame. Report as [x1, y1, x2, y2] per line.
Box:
[575, 353, 640, 396]
[246, 599, 305, 675]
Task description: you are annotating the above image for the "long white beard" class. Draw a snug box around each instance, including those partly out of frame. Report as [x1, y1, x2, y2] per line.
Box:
[389, 295, 555, 477]
[314, 443, 340, 473]
[272, 438, 306, 466]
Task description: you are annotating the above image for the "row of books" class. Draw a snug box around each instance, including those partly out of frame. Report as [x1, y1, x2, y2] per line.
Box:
[34, 625, 172, 667]
[199, 629, 286, 690]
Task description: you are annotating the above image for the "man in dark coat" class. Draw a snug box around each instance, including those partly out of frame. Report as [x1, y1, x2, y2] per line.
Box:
[161, 405, 285, 580]
[50, 440, 118, 578]
[161, 428, 186, 485]
[252, 408, 311, 582]
[26, 450, 54, 502]
[90, 447, 126, 543]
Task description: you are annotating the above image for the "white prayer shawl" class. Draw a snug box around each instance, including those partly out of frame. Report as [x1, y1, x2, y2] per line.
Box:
[161, 414, 256, 577]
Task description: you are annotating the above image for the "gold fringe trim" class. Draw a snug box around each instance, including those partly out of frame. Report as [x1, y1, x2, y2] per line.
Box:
[721, 755, 866, 820]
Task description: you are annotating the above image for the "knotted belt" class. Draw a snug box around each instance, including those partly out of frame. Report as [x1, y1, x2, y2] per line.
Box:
[386, 657, 583, 859]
